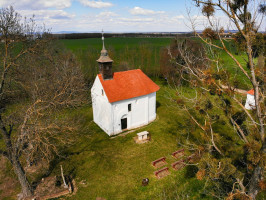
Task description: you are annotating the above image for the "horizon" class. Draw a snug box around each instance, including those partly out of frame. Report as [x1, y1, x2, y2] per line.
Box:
[51, 30, 249, 35]
[1, 0, 265, 33]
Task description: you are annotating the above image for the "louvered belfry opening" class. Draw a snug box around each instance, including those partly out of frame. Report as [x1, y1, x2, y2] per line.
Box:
[97, 31, 113, 80]
[98, 61, 113, 80]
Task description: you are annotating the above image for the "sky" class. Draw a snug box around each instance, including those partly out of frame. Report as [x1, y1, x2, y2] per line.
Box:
[0, 0, 265, 33]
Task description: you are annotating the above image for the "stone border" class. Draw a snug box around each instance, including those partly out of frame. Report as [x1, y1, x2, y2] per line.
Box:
[172, 160, 185, 170]
[154, 167, 170, 179]
[171, 149, 184, 159]
[151, 157, 167, 168]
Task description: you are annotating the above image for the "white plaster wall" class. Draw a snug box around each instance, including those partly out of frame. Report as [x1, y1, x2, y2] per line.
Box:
[91, 76, 113, 135]
[245, 94, 255, 110]
[148, 92, 156, 122]
[111, 92, 157, 135]
[91, 76, 157, 136]
[131, 95, 147, 127]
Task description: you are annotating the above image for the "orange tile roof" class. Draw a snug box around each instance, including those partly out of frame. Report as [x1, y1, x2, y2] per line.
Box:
[247, 89, 254, 95]
[98, 69, 160, 103]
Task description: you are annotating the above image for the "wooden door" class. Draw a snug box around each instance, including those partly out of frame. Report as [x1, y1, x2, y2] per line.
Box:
[121, 118, 127, 130]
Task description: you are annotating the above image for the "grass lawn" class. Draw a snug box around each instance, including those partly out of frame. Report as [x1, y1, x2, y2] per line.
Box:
[50, 80, 208, 200]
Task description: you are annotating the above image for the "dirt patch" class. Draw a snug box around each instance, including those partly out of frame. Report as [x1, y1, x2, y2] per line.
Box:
[110, 129, 135, 139]
[0, 157, 76, 200]
[0, 156, 6, 179]
[32, 176, 72, 200]
[25, 161, 49, 174]
[0, 156, 19, 200]
[0, 176, 19, 199]
[133, 135, 151, 144]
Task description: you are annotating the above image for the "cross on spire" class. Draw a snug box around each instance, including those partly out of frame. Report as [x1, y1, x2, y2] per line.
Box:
[102, 29, 105, 50]
[97, 29, 113, 63]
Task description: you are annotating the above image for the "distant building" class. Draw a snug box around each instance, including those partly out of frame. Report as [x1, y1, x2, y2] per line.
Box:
[91, 34, 160, 136]
[245, 89, 255, 110]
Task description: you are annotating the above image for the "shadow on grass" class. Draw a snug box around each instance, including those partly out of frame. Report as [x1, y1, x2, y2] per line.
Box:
[184, 165, 198, 179]
[156, 100, 161, 109]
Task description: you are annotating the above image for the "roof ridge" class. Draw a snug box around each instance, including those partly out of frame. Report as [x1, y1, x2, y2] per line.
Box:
[98, 69, 160, 103]
[115, 69, 141, 73]
[97, 69, 142, 76]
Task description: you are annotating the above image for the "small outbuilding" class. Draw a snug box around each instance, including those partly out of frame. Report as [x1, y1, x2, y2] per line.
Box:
[91, 35, 160, 136]
[245, 89, 255, 110]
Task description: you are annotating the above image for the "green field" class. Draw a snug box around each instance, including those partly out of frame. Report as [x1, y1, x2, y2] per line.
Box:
[61, 37, 173, 82]
[61, 37, 252, 90]
[62, 37, 172, 52]
[0, 37, 257, 199]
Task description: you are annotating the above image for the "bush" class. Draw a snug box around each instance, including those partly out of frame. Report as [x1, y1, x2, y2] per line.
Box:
[185, 165, 198, 178]
[202, 28, 218, 40]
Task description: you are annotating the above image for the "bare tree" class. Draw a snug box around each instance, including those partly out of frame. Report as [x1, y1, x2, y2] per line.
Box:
[0, 7, 87, 198]
[165, 0, 264, 199]
[160, 38, 209, 85]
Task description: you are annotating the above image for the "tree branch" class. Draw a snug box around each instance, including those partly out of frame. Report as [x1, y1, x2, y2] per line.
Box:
[230, 117, 249, 143]
[232, 97, 258, 130]
[184, 106, 206, 131]
[184, 106, 223, 155]
[0, 149, 9, 159]
[209, 124, 223, 155]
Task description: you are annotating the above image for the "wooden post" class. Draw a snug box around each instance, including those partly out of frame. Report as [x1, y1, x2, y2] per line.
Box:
[60, 165, 68, 188]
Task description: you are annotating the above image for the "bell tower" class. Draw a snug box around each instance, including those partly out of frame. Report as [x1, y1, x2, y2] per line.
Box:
[97, 30, 113, 80]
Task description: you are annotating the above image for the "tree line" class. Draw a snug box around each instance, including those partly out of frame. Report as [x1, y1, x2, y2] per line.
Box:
[53, 32, 195, 40]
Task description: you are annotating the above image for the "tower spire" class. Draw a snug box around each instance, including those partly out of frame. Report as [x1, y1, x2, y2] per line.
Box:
[97, 29, 113, 80]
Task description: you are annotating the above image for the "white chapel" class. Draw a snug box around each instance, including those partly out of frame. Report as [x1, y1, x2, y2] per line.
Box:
[245, 89, 256, 110]
[91, 35, 160, 136]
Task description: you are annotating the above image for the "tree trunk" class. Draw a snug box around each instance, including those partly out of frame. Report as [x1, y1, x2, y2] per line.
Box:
[248, 164, 263, 199]
[248, 143, 265, 199]
[1, 118, 33, 197]
[11, 155, 33, 198]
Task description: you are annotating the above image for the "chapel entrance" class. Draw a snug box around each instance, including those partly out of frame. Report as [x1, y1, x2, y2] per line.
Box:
[121, 118, 127, 130]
